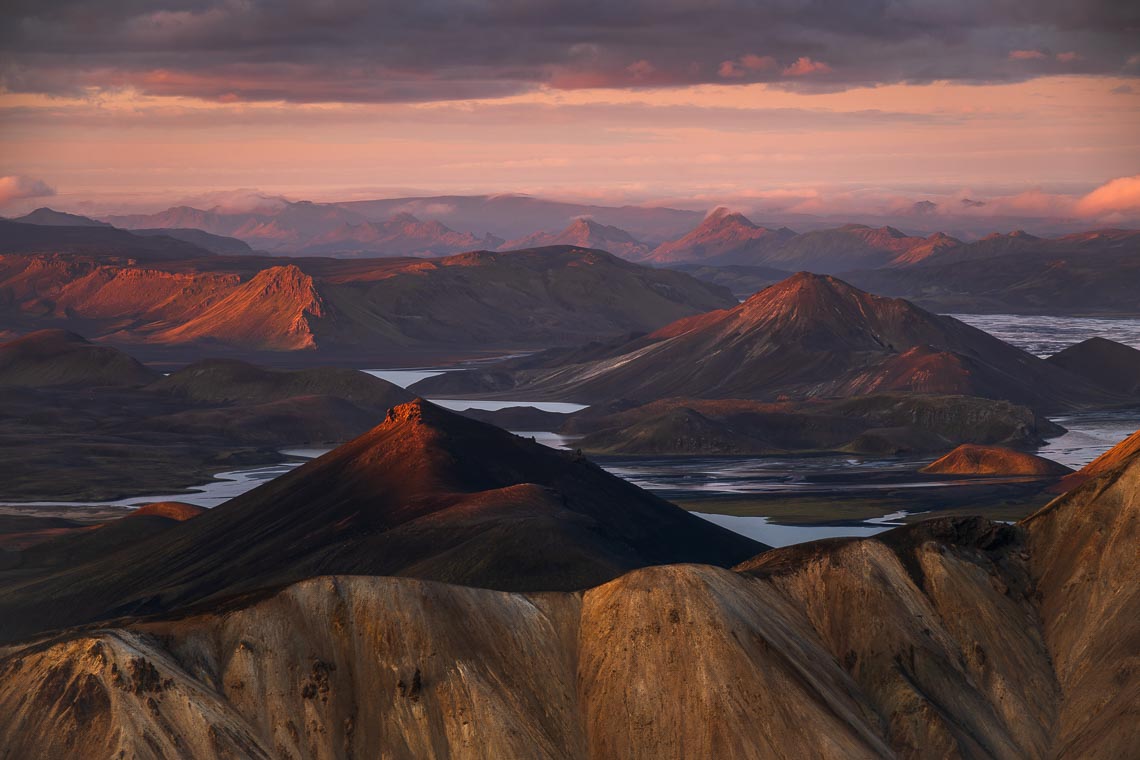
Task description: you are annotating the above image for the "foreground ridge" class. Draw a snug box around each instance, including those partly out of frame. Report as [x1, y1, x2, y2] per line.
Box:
[1, 417, 1137, 758]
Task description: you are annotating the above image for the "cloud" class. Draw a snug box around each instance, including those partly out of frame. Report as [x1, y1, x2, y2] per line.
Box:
[1, 1, 1137, 104]
[783, 57, 832, 76]
[718, 54, 777, 78]
[0, 175, 56, 207]
[1075, 175, 1140, 218]
[174, 188, 289, 214]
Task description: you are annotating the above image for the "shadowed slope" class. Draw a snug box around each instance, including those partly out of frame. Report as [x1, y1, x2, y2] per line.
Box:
[0, 330, 160, 387]
[148, 358, 412, 409]
[1046, 337, 1140, 396]
[0, 399, 762, 643]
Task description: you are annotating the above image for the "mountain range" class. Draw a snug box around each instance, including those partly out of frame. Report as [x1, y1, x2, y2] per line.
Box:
[0, 225, 733, 360]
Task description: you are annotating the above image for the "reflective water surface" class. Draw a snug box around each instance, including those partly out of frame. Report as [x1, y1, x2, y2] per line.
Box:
[949, 313, 1140, 357]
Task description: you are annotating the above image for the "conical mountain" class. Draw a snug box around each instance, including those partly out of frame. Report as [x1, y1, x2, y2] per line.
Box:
[0, 399, 762, 643]
[423, 273, 1118, 411]
[501, 218, 650, 259]
[646, 207, 796, 265]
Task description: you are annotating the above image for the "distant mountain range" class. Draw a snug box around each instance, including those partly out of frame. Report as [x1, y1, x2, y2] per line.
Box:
[8, 201, 1138, 313]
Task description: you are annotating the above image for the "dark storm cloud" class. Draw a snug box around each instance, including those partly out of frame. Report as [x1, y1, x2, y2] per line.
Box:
[1, 0, 1137, 102]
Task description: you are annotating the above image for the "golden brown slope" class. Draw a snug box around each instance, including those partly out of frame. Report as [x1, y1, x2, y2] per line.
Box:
[920, 444, 1072, 476]
[2, 413, 1136, 759]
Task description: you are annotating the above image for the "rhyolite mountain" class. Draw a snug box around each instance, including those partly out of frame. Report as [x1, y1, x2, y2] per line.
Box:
[645, 207, 797, 265]
[2, 415, 1137, 758]
[413, 272, 1121, 412]
[501, 218, 649, 260]
[0, 399, 762, 643]
[0, 241, 735, 359]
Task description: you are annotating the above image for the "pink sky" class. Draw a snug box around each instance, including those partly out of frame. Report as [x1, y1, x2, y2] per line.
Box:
[1, 1, 1138, 225]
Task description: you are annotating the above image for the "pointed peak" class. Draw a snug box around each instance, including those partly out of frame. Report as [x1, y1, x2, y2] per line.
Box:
[701, 208, 757, 228]
[384, 397, 439, 425]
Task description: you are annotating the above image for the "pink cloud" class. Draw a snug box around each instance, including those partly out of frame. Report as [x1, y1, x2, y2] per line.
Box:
[626, 60, 656, 81]
[0, 175, 56, 207]
[717, 54, 775, 79]
[1055, 51, 1081, 63]
[1076, 175, 1140, 218]
[718, 60, 745, 78]
[783, 57, 832, 76]
[740, 54, 776, 72]
[1009, 50, 1047, 60]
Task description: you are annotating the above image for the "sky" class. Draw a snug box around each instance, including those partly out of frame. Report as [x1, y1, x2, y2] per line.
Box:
[1, 0, 1139, 227]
